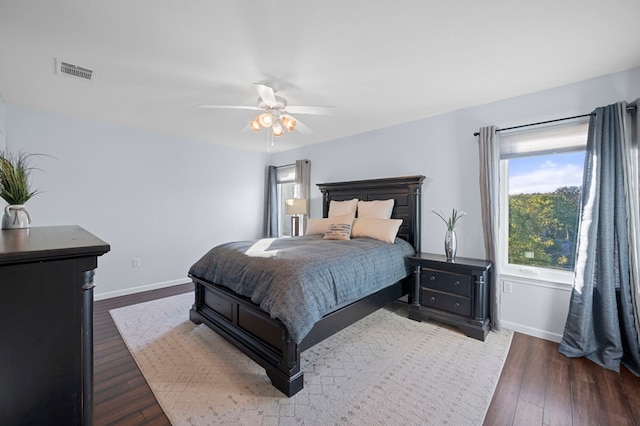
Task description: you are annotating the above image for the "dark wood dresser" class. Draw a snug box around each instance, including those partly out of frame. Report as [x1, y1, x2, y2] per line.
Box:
[408, 253, 492, 341]
[0, 226, 110, 425]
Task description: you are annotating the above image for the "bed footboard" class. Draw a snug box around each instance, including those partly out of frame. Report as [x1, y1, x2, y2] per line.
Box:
[189, 275, 409, 396]
[189, 276, 303, 396]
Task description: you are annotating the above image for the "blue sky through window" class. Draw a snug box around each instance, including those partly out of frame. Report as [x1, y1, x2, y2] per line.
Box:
[509, 151, 585, 195]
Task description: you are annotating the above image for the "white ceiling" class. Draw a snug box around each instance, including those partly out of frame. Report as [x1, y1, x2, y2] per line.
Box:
[1, 1, 639, 152]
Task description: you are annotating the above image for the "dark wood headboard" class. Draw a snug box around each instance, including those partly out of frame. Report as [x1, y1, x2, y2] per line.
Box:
[316, 175, 425, 253]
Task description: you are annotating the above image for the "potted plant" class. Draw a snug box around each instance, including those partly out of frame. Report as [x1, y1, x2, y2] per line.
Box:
[0, 150, 40, 229]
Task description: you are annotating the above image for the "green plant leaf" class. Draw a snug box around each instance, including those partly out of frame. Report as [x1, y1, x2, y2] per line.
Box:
[0, 151, 42, 205]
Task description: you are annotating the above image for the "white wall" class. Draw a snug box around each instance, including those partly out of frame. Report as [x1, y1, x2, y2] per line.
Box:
[270, 66, 640, 342]
[6, 106, 267, 299]
[0, 96, 5, 150]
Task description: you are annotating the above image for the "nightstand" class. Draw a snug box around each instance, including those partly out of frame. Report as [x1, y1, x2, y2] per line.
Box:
[408, 253, 492, 341]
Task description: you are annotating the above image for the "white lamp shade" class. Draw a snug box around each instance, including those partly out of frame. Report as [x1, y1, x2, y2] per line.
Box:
[285, 198, 308, 215]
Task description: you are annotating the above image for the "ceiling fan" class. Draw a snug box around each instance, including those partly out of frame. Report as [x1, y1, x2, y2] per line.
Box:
[198, 83, 336, 137]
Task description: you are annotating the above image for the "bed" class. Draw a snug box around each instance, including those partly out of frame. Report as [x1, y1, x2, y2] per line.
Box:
[188, 175, 425, 396]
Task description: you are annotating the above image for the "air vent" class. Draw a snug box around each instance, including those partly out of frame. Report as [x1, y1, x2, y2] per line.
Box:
[56, 59, 93, 80]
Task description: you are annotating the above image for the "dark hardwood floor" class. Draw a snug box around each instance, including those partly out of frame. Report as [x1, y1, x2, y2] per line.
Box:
[94, 283, 193, 426]
[94, 284, 640, 425]
[484, 333, 640, 426]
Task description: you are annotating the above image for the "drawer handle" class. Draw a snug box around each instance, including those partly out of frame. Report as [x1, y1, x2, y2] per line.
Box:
[454, 280, 460, 286]
[454, 302, 460, 308]
[430, 275, 436, 281]
[430, 296, 436, 302]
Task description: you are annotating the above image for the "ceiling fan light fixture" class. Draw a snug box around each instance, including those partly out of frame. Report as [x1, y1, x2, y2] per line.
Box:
[258, 113, 273, 128]
[272, 122, 284, 137]
[201, 83, 330, 141]
[249, 117, 261, 132]
[281, 116, 296, 132]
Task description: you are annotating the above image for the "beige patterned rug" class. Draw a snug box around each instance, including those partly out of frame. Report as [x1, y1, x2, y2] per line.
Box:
[110, 293, 512, 425]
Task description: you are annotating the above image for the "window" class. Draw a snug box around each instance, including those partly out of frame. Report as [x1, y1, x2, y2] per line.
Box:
[499, 121, 588, 282]
[276, 165, 297, 236]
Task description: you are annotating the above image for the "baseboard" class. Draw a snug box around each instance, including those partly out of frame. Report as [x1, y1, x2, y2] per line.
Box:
[94, 278, 189, 301]
[501, 320, 563, 343]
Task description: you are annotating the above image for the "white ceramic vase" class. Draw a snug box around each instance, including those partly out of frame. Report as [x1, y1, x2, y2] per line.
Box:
[2, 205, 32, 229]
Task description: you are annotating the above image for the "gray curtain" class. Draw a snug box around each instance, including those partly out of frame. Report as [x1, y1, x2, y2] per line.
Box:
[477, 125, 501, 331]
[264, 165, 278, 238]
[559, 102, 640, 376]
[295, 159, 311, 230]
[622, 100, 640, 344]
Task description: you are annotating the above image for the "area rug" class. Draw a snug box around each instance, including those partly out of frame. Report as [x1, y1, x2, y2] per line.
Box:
[110, 293, 512, 425]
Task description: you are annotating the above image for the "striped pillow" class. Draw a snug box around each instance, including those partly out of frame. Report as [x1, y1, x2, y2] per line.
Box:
[323, 212, 355, 240]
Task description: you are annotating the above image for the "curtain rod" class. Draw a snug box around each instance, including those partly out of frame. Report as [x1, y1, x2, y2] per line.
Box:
[473, 104, 637, 137]
[276, 163, 295, 169]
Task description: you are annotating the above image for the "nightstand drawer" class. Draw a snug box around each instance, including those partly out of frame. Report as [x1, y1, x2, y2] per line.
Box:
[420, 268, 472, 296]
[420, 289, 472, 317]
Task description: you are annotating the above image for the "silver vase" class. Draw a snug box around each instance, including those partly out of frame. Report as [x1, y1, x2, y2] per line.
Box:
[444, 229, 457, 260]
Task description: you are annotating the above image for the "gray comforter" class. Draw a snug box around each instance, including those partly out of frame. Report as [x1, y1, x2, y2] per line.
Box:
[189, 235, 415, 343]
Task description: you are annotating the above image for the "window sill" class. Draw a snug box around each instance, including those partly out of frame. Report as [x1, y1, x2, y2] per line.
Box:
[500, 265, 574, 289]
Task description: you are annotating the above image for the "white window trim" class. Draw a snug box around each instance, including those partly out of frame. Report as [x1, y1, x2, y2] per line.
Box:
[497, 119, 588, 287]
[499, 160, 576, 286]
[275, 164, 299, 237]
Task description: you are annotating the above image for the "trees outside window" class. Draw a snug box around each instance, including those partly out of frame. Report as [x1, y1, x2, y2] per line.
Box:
[508, 182, 582, 271]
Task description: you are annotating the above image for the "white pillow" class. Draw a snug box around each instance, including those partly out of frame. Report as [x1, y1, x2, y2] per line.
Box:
[305, 218, 331, 235]
[357, 199, 395, 219]
[323, 212, 356, 240]
[352, 218, 403, 243]
[328, 198, 358, 217]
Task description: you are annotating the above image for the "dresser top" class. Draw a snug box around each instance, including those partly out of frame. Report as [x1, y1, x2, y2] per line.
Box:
[0, 225, 110, 264]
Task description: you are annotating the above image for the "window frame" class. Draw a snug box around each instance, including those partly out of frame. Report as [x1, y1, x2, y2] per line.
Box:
[497, 120, 588, 285]
[275, 165, 298, 237]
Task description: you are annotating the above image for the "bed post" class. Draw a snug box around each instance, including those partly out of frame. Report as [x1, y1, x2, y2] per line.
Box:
[322, 191, 330, 217]
[410, 179, 422, 253]
[189, 282, 203, 324]
[266, 338, 303, 397]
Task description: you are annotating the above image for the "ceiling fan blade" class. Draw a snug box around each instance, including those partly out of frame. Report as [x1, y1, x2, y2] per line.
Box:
[254, 83, 277, 107]
[285, 105, 336, 115]
[198, 104, 261, 111]
[283, 113, 313, 135]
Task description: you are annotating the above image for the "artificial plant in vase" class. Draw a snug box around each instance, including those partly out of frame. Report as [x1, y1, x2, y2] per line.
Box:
[0, 150, 40, 229]
[432, 208, 467, 260]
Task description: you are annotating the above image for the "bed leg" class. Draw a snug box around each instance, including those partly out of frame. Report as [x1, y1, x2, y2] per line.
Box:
[266, 337, 304, 396]
[267, 369, 304, 397]
[189, 281, 204, 324]
[189, 307, 203, 325]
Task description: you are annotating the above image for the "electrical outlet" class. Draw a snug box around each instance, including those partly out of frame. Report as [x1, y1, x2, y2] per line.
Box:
[503, 281, 513, 294]
[132, 258, 141, 268]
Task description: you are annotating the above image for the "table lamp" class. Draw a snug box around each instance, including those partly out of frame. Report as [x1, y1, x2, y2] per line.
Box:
[285, 198, 308, 236]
